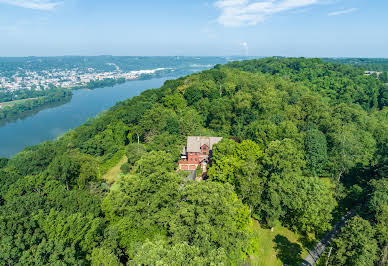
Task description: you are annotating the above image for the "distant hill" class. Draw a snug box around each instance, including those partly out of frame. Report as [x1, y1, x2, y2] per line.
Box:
[323, 57, 388, 71]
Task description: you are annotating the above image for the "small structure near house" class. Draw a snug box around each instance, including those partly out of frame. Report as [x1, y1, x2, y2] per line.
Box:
[178, 136, 223, 173]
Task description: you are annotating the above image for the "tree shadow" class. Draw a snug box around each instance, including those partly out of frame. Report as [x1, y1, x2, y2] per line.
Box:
[273, 234, 303, 266]
[297, 234, 317, 250]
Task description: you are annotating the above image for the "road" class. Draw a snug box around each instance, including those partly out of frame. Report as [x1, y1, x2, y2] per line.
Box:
[301, 208, 357, 266]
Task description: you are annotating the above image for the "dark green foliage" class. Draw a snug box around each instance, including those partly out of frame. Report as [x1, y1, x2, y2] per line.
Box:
[169, 181, 250, 263]
[0, 168, 21, 202]
[368, 179, 388, 218]
[184, 86, 203, 105]
[120, 163, 131, 174]
[0, 193, 46, 264]
[82, 77, 125, 89]
[379, 72, 388, 83]
[367, 179, 388, 263]
[38, 210, 104, 258]
[304, 129, 328, 176]
[0, 158, 8, 169]
[8, 141, 58, 176]
[323, 58, 388, 72]
[379, 85, 388, 108]
[47, 151, 98, 189]
[329, 216, 379, 266]
[18, 239, 84, 265]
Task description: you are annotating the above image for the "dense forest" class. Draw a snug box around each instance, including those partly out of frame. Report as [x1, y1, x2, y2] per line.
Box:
[323, 58, 388, 72]
[0, 58, 387, 265]
[0, 88, 72, 121]
[0, 87, 61, 103]
[74, 78, 126, 90]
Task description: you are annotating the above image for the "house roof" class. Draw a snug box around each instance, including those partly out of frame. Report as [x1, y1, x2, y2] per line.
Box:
[186, 136, 223, 153]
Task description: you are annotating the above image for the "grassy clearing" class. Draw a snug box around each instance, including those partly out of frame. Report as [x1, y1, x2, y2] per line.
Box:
[248, 219, 310, 266]
[101, 153, 127, 184]
[0, 98, 39, 108]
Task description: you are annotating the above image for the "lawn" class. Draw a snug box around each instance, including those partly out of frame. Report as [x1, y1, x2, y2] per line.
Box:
[248, 219, 310, 266]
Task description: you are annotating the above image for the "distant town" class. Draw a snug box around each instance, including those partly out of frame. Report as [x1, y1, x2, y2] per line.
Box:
[0, 64, 169, 92]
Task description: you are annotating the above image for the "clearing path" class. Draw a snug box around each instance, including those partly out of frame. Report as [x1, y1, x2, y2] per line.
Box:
[102, 155, 128, 184]
[301, 208, 357, 266]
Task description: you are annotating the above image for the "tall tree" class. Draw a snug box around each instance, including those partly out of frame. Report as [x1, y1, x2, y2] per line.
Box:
[329, 216, 378, 266]
[304, 128, 328, 176]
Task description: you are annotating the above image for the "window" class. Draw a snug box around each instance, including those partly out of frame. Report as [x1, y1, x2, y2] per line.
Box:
[190, 158, 193, 161]
[203, 146, 207, 151]
[195, 158, 197, 161]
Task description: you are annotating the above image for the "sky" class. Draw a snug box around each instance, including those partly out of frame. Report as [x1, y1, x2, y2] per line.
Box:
[0, 0, 387, 57]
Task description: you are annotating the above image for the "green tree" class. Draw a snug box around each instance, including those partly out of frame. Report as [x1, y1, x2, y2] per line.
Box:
[47, 151, 98, 190]
[169, 181, 250, 263]
[329, 216, 378, 266]
[0, 158, 8, 169]
[304, 128, 328, 176]
[18, 239, 84, 265]
[329, 124, 376, 190]
[38, 210, 104, 258]
[102, 170, 183, 226]
[132, 150, 176, 177]
[120, 163, 131, 174]
[129, 239, 227, 266]
[263, 138, 305, 176]
[125, 143, 146, 166]
[91, 247, 121, 266]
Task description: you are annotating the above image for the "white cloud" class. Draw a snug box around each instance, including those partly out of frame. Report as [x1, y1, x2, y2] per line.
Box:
[328, 8, 357, 16]
[0, 0, 63, 10]
[215, 0, 323, 27]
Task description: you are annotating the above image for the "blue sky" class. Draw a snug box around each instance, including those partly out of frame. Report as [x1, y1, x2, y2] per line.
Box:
[0, 0, 387, 57]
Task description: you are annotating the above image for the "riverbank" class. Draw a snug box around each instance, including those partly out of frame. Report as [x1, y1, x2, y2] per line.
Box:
[0, 88, 72, 122]
[0, 75, 163, 126]
[0, 97, 39, 108]
[0, 77, 174, 157]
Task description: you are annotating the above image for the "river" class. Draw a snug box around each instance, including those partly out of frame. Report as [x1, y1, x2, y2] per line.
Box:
[0, 77, 174, 158]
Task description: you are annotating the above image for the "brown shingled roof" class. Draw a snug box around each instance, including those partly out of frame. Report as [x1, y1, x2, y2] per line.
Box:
[186, 136, 223, 152]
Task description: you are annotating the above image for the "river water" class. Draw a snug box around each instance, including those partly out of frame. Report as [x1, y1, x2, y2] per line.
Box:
[0, 77, 174, 157]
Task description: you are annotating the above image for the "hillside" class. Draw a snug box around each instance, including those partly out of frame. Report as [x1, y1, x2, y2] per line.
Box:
[0, 58, 387, 265]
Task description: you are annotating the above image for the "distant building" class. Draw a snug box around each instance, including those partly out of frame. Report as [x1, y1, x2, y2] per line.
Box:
[364, 70, 382, 76]
[178, 136, 222, 172]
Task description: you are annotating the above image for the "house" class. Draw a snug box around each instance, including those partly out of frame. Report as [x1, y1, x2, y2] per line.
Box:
[178, 136, 223, 172]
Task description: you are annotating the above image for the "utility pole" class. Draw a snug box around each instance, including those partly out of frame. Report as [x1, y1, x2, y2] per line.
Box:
[325, 247, 333, 266]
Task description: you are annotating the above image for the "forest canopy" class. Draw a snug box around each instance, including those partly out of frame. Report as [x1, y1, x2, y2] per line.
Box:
[0, 57, 387, 265]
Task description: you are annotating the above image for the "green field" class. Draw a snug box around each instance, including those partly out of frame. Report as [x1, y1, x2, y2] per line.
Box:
[249, 219, 311, 266]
